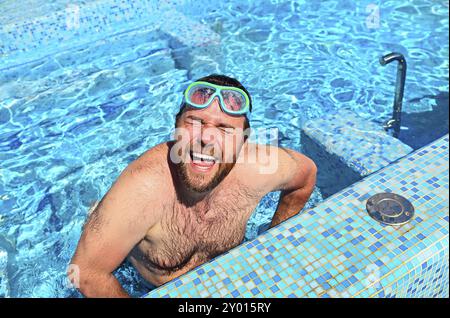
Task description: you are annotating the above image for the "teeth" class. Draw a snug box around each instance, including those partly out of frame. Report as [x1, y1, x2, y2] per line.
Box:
[192, 152, 216, 162]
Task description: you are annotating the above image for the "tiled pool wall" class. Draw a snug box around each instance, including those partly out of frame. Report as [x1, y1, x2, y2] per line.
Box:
[1, 0, 448, 298]
[0, 0, 220, 71]
[144, 134, 449, 298]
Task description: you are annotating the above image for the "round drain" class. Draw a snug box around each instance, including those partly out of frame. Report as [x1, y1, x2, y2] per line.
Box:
[366, 192, 414, 225]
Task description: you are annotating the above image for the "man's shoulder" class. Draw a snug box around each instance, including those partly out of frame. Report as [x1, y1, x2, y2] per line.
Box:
[235, 142, 281, 192]
[239, 142, 282, 172]
[242, 142, 313, 166]
[128, 141, 171, 175]
[117, 141, 173, 197]
[236, 143, 314, 193]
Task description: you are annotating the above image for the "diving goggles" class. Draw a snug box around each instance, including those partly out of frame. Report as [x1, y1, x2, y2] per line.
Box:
[183, 81, 251, 116]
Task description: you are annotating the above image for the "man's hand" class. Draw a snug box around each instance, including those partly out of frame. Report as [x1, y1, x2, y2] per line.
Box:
[69, 160, 161, 298]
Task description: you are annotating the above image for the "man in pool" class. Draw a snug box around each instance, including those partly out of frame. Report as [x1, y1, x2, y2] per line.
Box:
[69, 74, 317, 297]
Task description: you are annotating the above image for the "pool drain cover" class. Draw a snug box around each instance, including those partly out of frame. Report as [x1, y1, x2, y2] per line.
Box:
[366, 192, 414, 225]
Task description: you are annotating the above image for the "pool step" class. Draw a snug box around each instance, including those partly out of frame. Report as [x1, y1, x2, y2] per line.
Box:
[162, 11, 221, 79]
[0, 29, 183, 131]
[0, 28, 172, 102]
[301, 109, 413, 198]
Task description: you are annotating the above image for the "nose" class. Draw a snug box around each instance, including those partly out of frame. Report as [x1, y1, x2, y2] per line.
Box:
[200, 125, 218, 146]
[191, 96, 224, 147]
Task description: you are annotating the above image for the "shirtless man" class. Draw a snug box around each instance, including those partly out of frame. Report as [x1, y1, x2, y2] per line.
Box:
[69, 74, 317, 297]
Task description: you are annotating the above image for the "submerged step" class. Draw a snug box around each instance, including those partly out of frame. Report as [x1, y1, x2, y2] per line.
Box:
[301, 109, 413, 198]
[160, 8, 222, 79]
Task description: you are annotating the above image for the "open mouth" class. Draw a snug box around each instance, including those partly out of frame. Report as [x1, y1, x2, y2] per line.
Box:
[189, 151, 217, 172]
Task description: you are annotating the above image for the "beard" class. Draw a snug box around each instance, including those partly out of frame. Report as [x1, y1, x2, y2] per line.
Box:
[175, 161, 235, 193]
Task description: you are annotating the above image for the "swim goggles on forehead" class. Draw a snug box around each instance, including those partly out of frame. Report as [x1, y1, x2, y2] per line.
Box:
[183, 81, 251, 116]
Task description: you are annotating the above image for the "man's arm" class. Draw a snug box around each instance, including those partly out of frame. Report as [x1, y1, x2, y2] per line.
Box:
[270, 147, 317, 227]
[69, 161, 161, 298]
[251, 145, 317, 228]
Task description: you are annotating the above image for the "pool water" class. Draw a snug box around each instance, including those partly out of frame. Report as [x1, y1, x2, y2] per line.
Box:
[0, 0, 448, 297]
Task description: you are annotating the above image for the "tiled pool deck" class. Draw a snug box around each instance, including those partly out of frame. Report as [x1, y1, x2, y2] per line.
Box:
[144, 134, 449, 298]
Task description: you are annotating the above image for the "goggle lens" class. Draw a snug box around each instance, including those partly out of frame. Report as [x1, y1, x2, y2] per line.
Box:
[188, 85, 216, 105]
[220, 90, 246, 112]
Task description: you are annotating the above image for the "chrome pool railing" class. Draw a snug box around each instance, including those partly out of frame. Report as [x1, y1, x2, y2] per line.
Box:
[379, 52, 407, 138]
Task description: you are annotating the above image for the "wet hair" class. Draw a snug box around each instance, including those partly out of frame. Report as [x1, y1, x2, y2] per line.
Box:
[175, 74, 251, 131]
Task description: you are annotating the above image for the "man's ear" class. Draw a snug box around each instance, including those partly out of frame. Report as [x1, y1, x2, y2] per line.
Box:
[243, 123, 251, 142]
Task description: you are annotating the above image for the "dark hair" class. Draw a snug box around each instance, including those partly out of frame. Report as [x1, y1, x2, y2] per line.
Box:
[175, 74, 251, 130]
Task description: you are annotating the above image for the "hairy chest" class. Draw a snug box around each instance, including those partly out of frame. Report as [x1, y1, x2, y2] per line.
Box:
[137, 187, 261, 274]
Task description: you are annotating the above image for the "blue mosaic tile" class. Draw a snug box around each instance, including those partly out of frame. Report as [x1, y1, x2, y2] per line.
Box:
[0, 0, 219, 71]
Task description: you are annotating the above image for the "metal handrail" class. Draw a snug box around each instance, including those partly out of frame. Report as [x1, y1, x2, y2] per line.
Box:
[379, 52, 407, 138]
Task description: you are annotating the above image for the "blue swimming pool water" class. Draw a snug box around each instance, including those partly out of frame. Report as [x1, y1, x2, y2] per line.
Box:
[0, 0, 448, 297]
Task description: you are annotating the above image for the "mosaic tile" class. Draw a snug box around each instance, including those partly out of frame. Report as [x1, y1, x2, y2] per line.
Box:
[0, 0, 219, 71]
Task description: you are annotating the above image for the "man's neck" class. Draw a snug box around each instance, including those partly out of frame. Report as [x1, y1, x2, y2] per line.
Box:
[177, 183, 211, 208]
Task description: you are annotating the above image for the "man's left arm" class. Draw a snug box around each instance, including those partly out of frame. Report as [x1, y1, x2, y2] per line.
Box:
[268, 147, 317, 228]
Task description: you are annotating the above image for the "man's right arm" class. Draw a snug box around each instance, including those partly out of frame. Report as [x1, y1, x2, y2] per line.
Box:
[69, 161, 161, 298]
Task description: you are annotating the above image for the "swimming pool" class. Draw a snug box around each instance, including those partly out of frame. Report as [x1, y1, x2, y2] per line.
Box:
[0, 0, 448, 297]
